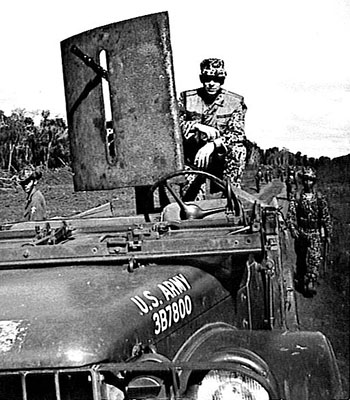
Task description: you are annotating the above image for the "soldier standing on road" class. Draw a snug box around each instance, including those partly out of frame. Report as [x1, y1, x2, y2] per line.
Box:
[255, 166, 263, 193]
[178, 58, 247, 199]
[285, 166, 296, 200]
[18, 166, 47, 221]
[265, 165, 272, 183]
[286, 167, 332, 297]
[277, 166, 285, 182]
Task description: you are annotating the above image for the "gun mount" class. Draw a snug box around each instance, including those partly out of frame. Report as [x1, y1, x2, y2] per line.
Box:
[0, 11, 343, 400]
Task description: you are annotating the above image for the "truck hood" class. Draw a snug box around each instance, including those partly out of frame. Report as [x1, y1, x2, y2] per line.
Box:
[0, 263, 228, 369]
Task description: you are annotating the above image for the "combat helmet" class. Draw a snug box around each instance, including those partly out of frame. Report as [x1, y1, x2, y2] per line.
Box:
[18, 165, 42, 187]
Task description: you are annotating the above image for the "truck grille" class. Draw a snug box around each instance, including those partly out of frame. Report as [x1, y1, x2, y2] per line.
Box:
[0, 361, 278, 399]
[0, 369, 96, 400]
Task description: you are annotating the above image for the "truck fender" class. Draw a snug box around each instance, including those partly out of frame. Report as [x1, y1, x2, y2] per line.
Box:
[174, 326, 343, 400]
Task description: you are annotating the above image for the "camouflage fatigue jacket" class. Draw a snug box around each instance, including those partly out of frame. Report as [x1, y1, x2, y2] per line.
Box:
[287, 191, 332, 238]
[178, 87, 247, 164]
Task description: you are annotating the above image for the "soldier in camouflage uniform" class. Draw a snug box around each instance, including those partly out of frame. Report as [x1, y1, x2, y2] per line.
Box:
[286, 167, 332, 296]
[178, 58, 247, 200]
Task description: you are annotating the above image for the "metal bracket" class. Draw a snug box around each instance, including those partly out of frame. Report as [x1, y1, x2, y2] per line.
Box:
[101, 226, 159, 254]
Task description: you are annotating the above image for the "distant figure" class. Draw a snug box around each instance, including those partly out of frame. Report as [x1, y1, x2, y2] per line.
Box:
[255, 167, 263, 193]
[179, 58, 247, 199]
[265, 166, 272, 183]
[285, 166, 296, 200]
[277, 166, 285, 182]
[18, 166, 47, 221]
[286, 167, 332, 297]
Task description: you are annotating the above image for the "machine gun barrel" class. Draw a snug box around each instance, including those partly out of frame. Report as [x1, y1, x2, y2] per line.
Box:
[70, 45, 108, 80]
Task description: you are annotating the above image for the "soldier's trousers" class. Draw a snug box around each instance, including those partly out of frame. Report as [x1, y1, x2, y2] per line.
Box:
[182, 143, 247, 200]
[224, 144, 247, 185]
[294, 230, 322, 282]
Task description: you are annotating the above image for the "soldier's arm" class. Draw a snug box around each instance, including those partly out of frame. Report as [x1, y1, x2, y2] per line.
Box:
[178, 93, 199, 140]
[319, 195, 332, 239]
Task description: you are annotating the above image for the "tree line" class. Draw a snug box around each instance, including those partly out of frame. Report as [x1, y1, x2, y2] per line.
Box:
[245, 141, 331, 171]
[0, 109, 70, 172]
[0, 108, 331, 175]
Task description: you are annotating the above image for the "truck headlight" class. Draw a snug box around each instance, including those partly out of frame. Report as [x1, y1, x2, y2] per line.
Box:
[126, 375, 163, 399]
[195, 370, 270, 400]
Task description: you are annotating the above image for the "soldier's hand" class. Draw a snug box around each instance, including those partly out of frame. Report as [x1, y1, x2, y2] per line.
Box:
[194, 123, 219, 141]
[290, 228, 299, 239]
[195, 142, 215, 169]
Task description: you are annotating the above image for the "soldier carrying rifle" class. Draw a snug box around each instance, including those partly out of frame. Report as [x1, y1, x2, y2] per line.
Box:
[286, 167, 332, 297]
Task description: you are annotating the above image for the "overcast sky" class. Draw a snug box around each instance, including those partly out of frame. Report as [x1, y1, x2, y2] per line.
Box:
[0, 0, 349, 159]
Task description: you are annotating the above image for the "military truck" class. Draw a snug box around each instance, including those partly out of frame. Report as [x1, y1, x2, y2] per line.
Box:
[0, 12, 343, 400]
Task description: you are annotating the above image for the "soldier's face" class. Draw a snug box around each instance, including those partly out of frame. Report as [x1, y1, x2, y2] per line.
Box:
[201, 75, 224, 96]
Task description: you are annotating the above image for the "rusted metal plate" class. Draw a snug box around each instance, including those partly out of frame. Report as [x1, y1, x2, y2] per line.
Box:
[61, 12, 183, 191]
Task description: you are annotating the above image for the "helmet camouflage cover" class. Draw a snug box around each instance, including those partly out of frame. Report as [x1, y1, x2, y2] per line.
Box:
[200, 58, 227, 77]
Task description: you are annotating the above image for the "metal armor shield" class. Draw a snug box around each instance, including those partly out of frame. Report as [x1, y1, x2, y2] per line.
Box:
[61, 12, 183, 191]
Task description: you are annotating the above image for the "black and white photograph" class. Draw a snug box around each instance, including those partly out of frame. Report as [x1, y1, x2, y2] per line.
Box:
[0, 1, 349, 399]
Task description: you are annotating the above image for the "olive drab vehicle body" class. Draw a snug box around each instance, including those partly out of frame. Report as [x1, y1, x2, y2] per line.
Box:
[0, 12, 343, 400]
